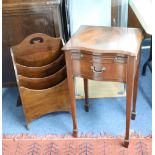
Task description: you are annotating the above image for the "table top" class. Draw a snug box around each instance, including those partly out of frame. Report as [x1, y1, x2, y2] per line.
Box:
[129, 0, 152, 35]
[62, 25, 143, 56]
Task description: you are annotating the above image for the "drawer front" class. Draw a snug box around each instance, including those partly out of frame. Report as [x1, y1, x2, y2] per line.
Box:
[72, 53, 127, 82]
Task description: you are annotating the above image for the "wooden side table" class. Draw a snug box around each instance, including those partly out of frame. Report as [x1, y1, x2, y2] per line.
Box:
[62, 25, 143, 147]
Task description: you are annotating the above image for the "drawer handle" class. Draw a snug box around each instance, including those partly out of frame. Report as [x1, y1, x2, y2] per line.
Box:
[91, 66, 106, 73]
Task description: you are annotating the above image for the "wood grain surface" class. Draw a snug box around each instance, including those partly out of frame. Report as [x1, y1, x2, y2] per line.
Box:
[62, 25, 143, 56]
[12, 33, 63, 67]
[16, 54, 65, 78]
[18, 65, 67, 90]
[20, 79, 70, 124]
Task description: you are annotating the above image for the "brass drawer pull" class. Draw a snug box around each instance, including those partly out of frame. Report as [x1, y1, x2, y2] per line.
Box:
[91, 66, 106, 73]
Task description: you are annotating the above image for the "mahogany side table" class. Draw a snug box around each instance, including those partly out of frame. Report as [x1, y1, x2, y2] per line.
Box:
[62, 25, 143, 147]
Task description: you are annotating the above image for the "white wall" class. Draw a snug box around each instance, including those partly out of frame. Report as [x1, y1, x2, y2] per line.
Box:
[69, 0, 111, 35]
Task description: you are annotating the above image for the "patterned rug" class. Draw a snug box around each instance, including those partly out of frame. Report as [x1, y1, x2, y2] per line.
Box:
[75, 77, 126, 99]
[3, 135, 152, 155]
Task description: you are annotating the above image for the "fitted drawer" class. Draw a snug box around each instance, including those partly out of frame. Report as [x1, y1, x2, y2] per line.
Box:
[71, 52, 127, 82]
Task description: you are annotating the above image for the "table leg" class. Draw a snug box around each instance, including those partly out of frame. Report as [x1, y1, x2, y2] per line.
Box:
[16, 95, 22, 107]
[65, 52, 78, 137]
[123, 57, 135, 148]
[84, 78, 89, 112]
[142, 37, 152, 75]
[131, 69, 139, 120]
[25, 123, 29, 130]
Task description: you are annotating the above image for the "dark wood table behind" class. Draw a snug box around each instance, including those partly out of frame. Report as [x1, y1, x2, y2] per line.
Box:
[2, 0, 70, 87]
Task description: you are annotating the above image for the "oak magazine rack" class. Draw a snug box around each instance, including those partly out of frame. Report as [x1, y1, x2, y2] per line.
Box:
[11, 33, 70, 128]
